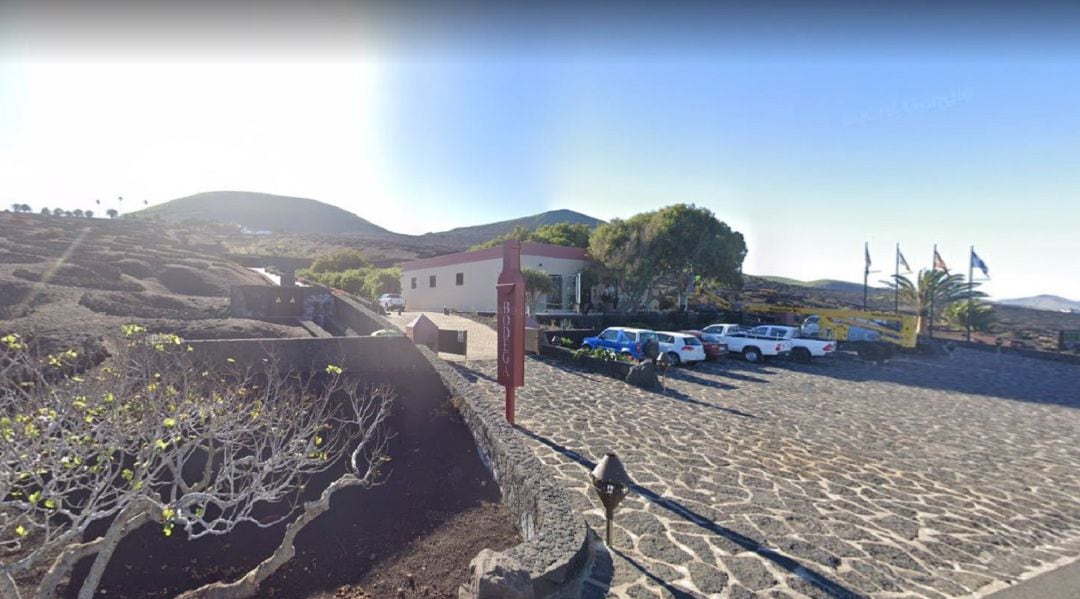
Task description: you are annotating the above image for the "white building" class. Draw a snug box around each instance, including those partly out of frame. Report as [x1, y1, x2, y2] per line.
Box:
[399, 242, 590, 313]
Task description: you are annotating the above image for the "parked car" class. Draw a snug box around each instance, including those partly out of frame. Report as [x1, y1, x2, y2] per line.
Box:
[377, 293, 406, 311]
[706, 323, 792, 363]
[680, 330, 727, 360]
[655, 331, 707, 365]
[581, 327, 657, 360]
[702, 323, 749, 337]
[746, 325, 836, 363]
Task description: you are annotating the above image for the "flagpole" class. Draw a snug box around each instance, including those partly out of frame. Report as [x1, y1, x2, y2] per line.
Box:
[972, 247, 980, 343]
[929, 244, 936, 339]
[863, 242, 869, 310]
[894, 243, 900, 314]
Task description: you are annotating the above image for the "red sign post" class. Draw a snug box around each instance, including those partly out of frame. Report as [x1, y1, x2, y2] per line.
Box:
[496, 240, 525, 424]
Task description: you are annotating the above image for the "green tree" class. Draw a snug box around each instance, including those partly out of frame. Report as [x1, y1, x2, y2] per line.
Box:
[944, 300, 995, 332]
[40, 207, 51, 216]
[531, 222, 591, 248]
[522, 267, 554, 315]
[106, 208, 118, 219]
[363, 267, 402, 300]
[85, 209, 94, 218]
[589, 204, 746, 311]
[469, 222, 593, 251]
[309, 250, 370, 274]
[883, 269, 985, 333]
[469, 225, 533, 250]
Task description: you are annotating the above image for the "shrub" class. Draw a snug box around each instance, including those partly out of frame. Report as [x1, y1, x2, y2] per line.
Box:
[0, 329, 394, 598]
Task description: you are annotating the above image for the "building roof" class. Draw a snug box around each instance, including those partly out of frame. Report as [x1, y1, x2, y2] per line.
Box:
[400, 242, 588, 272]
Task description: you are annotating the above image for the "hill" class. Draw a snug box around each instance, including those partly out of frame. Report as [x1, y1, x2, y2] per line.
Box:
[132, 191, 393, 236]
[996, 294, 1080, 312]
[758, 275, 874, 294]
[419, 209, 603, 247]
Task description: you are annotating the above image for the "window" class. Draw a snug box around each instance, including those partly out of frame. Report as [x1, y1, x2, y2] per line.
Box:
[456, 272, 464, 286]
[657, 333, 674, 343]
[600, 329, 619, 341]
[429, 275, 437, 288]
[411, 277, 417, 289]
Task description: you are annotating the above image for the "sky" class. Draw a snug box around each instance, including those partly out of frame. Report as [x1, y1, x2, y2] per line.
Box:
[1, 1, 1079, 300]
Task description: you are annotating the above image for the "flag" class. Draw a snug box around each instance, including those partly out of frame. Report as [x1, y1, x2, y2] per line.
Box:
[971, 249, 989, 278]
[864, 243, 871, 274]
[897, 247, 912, 273]
[933, 249, 949, 274]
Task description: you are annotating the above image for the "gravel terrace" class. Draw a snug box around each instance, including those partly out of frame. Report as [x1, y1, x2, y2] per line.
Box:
[455, 348, 1080, 598]
[384, 311, 498, 361]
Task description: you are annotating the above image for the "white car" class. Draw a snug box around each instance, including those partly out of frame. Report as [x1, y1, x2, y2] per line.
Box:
[654, 331, 707, 366]
[377, 293, 405, 311]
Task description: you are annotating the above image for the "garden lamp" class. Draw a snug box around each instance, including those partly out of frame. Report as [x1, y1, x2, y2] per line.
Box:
[590, 452, 633, 546]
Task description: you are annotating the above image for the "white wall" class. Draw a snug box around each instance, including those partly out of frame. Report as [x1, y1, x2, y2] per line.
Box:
[401, 255, 588, 313]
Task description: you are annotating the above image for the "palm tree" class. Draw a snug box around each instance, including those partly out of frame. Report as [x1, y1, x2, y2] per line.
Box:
[944, 300, 995, 333]
[882, 269, 985, 333]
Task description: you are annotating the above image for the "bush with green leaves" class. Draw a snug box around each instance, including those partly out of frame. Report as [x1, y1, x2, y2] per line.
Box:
[0, 329, 393, 599]
[308, 250, 370, 274]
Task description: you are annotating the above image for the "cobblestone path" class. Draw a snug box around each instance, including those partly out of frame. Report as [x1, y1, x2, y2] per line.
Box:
[457, 348, 1080, 598]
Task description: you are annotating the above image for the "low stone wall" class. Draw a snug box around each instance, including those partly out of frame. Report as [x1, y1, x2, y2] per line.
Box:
[330, 293, 394, 336]
[539, 345, 634, 381]
[540, 329, 599, 347]
[416, 345, 590, 597]
[944, 338, 1080, 365]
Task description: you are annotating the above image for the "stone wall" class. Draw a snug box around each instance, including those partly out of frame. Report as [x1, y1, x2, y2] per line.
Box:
[416, 346, 590, 597]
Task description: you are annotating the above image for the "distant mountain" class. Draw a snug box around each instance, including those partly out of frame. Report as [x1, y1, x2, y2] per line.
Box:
[996, 295, 1080, 312]
[132, 191, 393, 235]
[421, 209, 604, 247]
[758, 276, 873, 294]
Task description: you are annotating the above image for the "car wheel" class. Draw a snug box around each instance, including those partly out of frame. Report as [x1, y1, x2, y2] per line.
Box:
[666, 351, 681, 366]
[743, 346, 762, 363]
[792, 347, 812, 364]
[582, 343, 593, 350]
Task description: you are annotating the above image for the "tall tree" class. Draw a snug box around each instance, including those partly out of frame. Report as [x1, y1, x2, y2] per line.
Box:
[530, 222, 592, 248]
[522, 267, 554, 315]
[589, 204, 746, 311]
[882, 269, 985, 333]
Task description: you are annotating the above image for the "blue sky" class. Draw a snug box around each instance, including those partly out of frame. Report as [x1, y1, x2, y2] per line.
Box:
[1, 2, 1078, 300]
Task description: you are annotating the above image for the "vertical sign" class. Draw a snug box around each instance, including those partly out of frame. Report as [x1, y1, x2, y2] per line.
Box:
[496, 240, 525, 423]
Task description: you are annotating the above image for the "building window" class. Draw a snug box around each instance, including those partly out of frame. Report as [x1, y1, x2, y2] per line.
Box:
[456, 272, 464, 286]
[429, 275, 437, 288]
[411, 277, 417, 289]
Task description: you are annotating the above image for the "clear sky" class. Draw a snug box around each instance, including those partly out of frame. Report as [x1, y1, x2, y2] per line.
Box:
[1, 1, 1078, 300]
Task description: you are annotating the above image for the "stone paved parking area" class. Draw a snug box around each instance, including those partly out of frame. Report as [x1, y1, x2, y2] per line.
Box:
[455, 348, 1080, 598]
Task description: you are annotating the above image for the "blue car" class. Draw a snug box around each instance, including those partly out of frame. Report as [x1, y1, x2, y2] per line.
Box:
[581, 327, 657, 360]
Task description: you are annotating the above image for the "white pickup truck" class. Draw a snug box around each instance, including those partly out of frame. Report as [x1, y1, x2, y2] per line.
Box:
[702, 323, 793, 363]
[746, 325, 836, 363]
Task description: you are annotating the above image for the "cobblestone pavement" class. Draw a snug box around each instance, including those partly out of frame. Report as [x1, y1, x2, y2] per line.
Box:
[384, 311, 497, 361]
[456, 348, 1080, 598]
